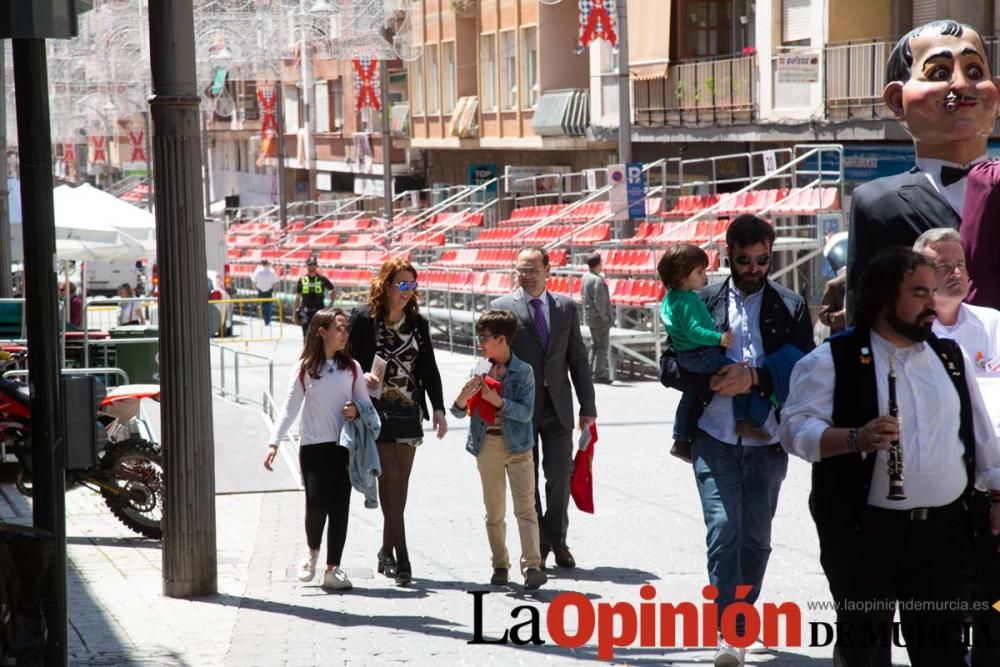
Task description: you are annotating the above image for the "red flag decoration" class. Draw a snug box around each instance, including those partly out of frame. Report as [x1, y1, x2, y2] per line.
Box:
[577, 0, 618, 53]
[90, 136, 107, 163]
[64, 143, 76, 164]
[256, 84, 279, 166]
[127, 129, 146, 163]
[352, 57, 381, 111]
[570, 422, 598, 513]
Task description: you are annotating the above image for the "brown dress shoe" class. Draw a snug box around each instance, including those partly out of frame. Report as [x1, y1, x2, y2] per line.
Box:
[490, 568, 509, 586]
[553, 545, 576, 569]
[524, 567, 547, 590]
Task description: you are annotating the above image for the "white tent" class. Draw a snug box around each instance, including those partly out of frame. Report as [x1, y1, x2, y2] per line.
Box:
[51, 184, 156, 260]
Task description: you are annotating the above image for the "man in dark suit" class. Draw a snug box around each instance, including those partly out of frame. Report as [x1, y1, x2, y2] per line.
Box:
[847, 20, 999, 319]
[491, 246, 597, 569]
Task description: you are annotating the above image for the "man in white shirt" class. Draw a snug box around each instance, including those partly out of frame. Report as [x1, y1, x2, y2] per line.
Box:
[781, 247, 1000, 667]
[251, 259, 280, 326]
[914, 228, 1000, 372]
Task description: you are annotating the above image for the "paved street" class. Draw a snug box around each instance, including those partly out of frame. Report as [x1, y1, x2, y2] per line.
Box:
[1, 330, 914, 666]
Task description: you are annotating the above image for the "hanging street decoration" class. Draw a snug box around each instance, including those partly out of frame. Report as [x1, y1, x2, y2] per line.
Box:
[256, 84, 280, 166]
[64, 142, 76, 164]
[352, 57, 381, 111]
[577, 0, 618, 53]
[128, 129, 147, 163]
[90, 136, 108, 163]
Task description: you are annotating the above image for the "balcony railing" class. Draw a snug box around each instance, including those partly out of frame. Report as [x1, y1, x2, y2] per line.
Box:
[634, 54, 757, 128]
[825, 36, 1000, 121]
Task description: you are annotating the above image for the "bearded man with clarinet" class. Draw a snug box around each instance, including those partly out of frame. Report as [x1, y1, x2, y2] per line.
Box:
[779, 247, 1000, 667]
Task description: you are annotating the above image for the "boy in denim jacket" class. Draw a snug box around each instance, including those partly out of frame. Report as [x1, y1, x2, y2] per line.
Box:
[451, 310, 547, 590]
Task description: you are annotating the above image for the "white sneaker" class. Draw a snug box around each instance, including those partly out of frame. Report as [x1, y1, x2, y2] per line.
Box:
[297, 549, 319, 582]
[714, 640, 745, 667]
[321, 567, 352, 591]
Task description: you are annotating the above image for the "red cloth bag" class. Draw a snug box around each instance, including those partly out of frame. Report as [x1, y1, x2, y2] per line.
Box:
[570, 422, 598, 513]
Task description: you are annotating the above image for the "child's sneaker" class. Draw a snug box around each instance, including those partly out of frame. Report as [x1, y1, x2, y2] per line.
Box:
[297, 549, 319, 582]
[322, 567, 353, 591]
[736, 419, 771, 442]
[670, 439, 693, 463]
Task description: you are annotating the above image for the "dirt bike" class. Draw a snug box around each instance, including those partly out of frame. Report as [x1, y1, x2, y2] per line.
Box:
[0, 349, 164, 539]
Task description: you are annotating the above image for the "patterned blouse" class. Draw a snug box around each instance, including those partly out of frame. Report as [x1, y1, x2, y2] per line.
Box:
[377, 316, 422, 444]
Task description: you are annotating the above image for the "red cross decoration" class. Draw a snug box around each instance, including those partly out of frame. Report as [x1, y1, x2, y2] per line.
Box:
[352, 57, 381, 111]
[90, 136, 107, 163]
[128, 129, 147, 163]
[577, 0, 618, 53]
[256, 85, 279, 166]
[64, 143, 76, 164]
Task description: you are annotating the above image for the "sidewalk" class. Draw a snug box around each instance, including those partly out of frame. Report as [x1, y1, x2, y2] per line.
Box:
[1, 334, 871, 666]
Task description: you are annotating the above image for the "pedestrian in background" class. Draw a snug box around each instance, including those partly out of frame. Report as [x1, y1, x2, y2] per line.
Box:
[452, 309, 547, 590]
[292, 257, 335, 338]
[264, 308, 371, 591]
[116, 282, 144, 326]
[491, 246, 596, 570]
[349, 258, 447, 586]
[581, 252, 614, 384]
[252, 259, 280, 326]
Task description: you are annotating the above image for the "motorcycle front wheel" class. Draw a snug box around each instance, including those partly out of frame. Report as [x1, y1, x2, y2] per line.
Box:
[99, 439, 163, 539]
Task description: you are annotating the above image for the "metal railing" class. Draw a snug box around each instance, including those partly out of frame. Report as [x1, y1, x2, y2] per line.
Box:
[209, 297, 284, 343]
[211, 344, 276, 407]
[824, 40, 895, 121]
[634, 53, 757, 127]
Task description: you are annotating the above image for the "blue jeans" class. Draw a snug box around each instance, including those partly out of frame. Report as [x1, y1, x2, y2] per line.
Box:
[692, 431, 787, 634]
[258, 289, 273, 325]
[673, 346, 770, 441]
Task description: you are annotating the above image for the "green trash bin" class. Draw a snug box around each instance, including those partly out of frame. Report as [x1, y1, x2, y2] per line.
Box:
[109, 325, 160, 384]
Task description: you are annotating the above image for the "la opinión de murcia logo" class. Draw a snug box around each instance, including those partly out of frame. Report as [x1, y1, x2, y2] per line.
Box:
[469, 586, 1000, 660]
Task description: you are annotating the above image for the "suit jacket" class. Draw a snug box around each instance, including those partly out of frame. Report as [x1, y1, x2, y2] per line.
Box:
[847, 168, 960, 321]
[961, 161, 1000, 310]
[581, 272, 613, 328]
[490, 290, 597, 431]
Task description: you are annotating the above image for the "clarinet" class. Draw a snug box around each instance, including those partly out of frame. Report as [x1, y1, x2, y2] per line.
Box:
[886, 357, 907, 500]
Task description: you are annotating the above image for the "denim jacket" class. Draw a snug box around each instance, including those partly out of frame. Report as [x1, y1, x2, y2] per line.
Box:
[339, 400, 382, 508]
[450, 353, 535, 456]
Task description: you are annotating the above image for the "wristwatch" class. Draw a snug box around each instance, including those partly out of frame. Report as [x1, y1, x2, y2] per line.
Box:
[846, 428, 859, 454]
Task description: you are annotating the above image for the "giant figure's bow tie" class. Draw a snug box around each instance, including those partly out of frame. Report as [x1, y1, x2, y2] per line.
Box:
[940, 164, 973, 186]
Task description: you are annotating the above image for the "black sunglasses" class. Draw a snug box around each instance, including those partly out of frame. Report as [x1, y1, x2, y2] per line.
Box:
[734, 254, 771, 267]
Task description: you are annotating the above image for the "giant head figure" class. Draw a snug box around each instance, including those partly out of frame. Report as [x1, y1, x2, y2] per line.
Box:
[884, 20, 999, 165]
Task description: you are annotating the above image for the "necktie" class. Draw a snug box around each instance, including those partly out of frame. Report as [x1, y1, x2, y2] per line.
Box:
[529, 297, 549, 349]
[940, 164, 972, 187]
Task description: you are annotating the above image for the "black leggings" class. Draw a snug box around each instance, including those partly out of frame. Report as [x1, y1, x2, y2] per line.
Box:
[299, 443, 351, 566]
[377, 441, 416, 566]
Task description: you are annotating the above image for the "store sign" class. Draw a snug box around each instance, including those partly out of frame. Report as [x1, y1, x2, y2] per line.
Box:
[776, 52, 820, 83]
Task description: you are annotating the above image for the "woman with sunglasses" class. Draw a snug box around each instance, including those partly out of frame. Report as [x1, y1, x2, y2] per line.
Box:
[349, 258, 447, 585]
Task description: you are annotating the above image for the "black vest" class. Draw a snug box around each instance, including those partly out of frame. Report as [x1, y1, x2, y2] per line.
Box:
[809, 328, 975, 538]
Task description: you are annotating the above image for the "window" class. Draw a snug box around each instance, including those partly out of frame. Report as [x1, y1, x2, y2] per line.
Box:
[330, 79, 343, 132]
[411, 54, 425, 114]
[283, 86, 299, 131]
[427, 44, 440, 114]
[782, 0, 811, 44]
[315, 81, 330, 132]
[520, 27, 538, 108]
[499, 31, 517, 111]
[442, 42, 456, 114]
[681, 0, 733, 58]
[480, 33, 497, 112]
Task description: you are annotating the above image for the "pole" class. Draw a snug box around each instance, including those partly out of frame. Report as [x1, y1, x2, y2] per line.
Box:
[274, 80, 289, 229]
[616, 0, 634, 236]
[145, 109, 154, 212]
[201, 109, 211, 219]
[380, 59, 393, 240]
[299, 0, 315, 173]
[12, 37, 68, 665]
[147, 0, 218, 598]
[0, 40, 13, 298]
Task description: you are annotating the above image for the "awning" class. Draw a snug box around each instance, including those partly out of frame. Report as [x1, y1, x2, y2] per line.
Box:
[628, 0, 670, 80]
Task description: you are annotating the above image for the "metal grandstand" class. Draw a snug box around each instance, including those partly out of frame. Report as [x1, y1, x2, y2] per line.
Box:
[225, 144, 845, 379]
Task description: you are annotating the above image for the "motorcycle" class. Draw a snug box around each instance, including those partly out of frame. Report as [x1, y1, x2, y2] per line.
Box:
[0, 349, 164, 539]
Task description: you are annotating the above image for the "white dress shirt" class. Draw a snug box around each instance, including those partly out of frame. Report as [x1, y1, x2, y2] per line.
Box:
[933, 303, 1000, 373]
[915, 155, 987, 217]
[271, 359, 370, 446]
[519, 287, 552, 330]
[252, 265, 279, 292]
[780, 331, 1000, 510]
[698, 284, 778, 446]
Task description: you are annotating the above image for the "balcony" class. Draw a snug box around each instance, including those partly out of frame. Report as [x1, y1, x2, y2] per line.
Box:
[634, 54, 757, 128]
[825, 36, 1000, 121]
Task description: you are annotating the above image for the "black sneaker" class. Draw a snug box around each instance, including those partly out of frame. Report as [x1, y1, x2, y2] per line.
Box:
[524, 567, 547, 590]
[490, 568, 509, 586]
